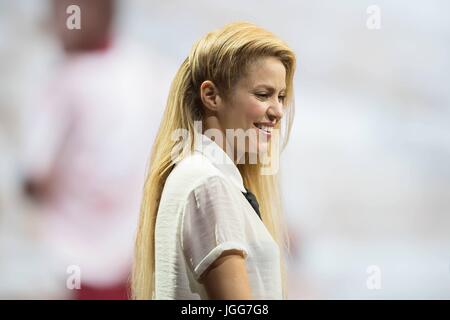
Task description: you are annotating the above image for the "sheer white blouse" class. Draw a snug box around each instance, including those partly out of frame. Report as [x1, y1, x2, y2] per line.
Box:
[154, 134, 282, 299]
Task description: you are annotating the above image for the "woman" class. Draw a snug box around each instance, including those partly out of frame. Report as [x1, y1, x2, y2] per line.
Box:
[132, 22, 296, 300]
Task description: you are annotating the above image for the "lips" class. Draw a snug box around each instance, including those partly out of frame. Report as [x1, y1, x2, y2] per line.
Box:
[253, 122, 274, 135]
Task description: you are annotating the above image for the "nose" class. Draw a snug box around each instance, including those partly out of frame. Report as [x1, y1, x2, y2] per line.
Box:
[267, 99, 284, 123]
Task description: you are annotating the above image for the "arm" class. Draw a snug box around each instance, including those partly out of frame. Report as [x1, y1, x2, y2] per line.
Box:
[200, 249, 253, 300]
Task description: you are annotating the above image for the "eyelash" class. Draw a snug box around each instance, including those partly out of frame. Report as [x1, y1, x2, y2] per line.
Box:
[255, 93, 286, 103]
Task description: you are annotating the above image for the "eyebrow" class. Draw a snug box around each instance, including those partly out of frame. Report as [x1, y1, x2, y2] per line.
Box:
[253, 84, 286, 92]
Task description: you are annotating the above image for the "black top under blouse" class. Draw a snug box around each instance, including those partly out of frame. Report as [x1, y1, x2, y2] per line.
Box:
[242, 188, 262, 220]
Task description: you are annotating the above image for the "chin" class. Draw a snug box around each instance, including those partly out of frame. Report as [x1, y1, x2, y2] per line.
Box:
[257, 141, 270, 155]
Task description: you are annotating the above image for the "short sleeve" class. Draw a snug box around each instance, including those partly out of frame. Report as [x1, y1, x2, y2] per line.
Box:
[181, 175, 249, 281]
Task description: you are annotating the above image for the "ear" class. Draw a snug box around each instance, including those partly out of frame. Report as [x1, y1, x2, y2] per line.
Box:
[200, 80, 223, 112]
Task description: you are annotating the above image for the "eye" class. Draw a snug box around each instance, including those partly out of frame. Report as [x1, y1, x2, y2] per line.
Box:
[255, 92, 269, 99]
[278, 95, 286, 103]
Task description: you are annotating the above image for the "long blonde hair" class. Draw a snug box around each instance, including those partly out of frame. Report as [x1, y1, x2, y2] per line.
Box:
[132, 21, 296, 299]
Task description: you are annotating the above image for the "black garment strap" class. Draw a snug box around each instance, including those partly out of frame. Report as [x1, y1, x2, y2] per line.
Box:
[242, 188, 262, 220]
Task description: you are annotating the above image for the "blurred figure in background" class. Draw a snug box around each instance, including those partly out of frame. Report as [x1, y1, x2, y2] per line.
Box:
[22, 0, 169, 299]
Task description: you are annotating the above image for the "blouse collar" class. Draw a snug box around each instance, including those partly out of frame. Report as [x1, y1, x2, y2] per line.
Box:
[194, 133, 247, 193]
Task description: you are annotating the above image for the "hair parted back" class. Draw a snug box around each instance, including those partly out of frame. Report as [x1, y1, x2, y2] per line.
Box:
[132, 21, 296, 299]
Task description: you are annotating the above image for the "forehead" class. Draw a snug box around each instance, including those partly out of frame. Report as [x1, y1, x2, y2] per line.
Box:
[239, 56, 287, 90]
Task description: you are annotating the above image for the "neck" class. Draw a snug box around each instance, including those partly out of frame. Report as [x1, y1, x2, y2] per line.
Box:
[64, 35, 113, 54]
[202, 117, 245, 165]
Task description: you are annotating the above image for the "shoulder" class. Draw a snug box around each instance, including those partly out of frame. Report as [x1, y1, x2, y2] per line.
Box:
[161, 151, 229, 201]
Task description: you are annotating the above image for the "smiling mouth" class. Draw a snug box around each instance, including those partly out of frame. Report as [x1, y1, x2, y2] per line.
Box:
[253, 122, 274, 134]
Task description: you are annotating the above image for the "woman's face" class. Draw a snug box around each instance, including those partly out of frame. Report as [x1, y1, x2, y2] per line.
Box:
[217, 56, 287, 160]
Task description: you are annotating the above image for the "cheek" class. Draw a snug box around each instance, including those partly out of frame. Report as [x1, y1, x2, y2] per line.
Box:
[245, 101, 267, 124]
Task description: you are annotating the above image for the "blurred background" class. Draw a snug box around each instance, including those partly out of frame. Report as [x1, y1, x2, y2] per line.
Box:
[0, 0, 449, 299]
